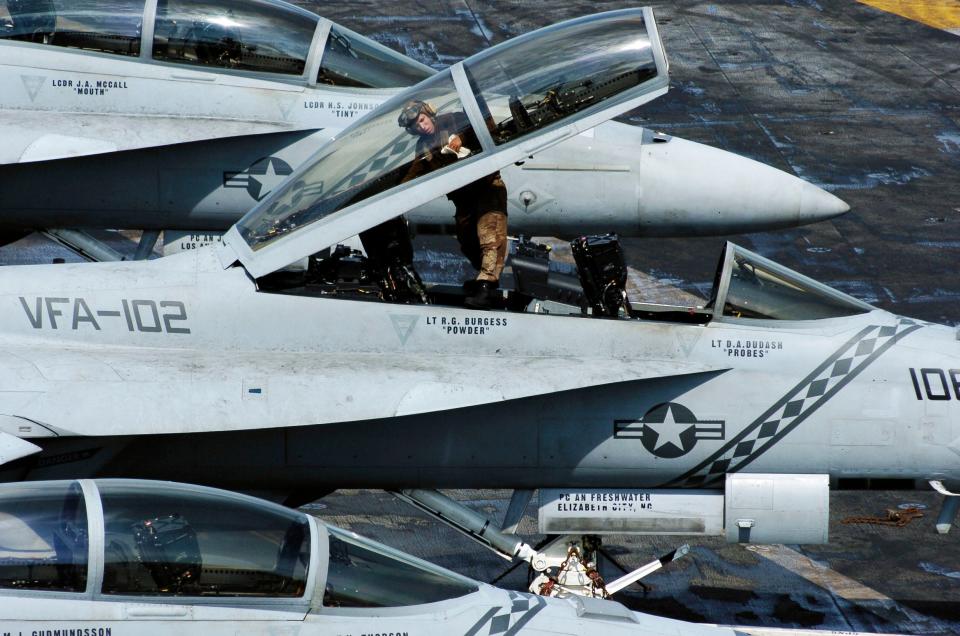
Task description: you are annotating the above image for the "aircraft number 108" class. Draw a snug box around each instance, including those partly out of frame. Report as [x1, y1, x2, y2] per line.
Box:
[909, 368, 960, 401]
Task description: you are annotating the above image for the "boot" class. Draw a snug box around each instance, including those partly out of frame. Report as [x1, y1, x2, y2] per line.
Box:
[462, 279, 481, 295]
[464, 280, 498, 309]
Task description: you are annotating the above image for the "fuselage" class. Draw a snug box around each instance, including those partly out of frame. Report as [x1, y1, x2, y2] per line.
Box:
[0, 18, 847, 237]
[0, 246, 956, 491]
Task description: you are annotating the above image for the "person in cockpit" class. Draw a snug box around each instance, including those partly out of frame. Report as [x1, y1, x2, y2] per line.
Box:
[398, 100, 508, 309]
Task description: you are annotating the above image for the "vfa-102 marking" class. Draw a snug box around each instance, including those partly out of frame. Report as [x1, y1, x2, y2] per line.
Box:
[0, 10, 955, 578]
[0, 0, 848, 252]
[18, 296, 190, 333]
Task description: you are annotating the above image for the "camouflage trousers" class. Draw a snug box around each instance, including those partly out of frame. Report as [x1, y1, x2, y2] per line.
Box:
[453, 175, 508, 283]
[456, 209, 508, 283]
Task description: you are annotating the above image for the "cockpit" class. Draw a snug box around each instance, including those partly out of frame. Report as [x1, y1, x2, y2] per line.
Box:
[220, 8, 871, 327]
[0, 0, 434, 86]
[0, 480, 479, 608]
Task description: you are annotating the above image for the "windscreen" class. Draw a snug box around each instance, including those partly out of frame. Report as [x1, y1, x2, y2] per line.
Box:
[152, 0, 317, 75]
[0, 0, 144, 56]
[99, 482, 310, 597]
[238, 69, 474, 249]
[0, 481, 87, 592]
[465, 10, 657, 146]
[723, 253, 871, 320]
[323, 527, 477, 608]
[318, 24, 434, 88]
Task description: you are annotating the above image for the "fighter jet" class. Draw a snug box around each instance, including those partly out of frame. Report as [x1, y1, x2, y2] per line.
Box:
[0, 0, 847, 256]
[0, 478, 913, 636]
[0, 8, 956, 576]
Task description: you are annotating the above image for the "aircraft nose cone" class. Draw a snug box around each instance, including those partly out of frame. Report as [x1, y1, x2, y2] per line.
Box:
[798, 179, 850, 221]
[636, 133, 851, 236]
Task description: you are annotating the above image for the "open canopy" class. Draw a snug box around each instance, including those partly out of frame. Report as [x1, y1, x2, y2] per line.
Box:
[221, 8, 670, 278]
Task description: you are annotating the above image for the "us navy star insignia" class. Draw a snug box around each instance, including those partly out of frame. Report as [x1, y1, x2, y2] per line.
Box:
[615, 403, 725, 459]
[223, 156, 294, 201]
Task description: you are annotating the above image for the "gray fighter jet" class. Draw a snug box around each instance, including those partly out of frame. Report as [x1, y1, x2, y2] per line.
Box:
[0, 9, 956, 581]
[0, 0, 847, 254]
[0, 478, 913, 635]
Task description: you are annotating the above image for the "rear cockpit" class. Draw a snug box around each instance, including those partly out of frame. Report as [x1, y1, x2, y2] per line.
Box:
[0, 0, 433, 85]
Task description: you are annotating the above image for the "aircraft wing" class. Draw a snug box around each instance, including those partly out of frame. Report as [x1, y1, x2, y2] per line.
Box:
[0, 345, 727, 437]
[0, 111, 313, 164]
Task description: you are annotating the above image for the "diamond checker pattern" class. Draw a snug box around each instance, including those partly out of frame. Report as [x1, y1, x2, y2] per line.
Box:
[674, 319, 921, 487]
[481, 592, 546, 636]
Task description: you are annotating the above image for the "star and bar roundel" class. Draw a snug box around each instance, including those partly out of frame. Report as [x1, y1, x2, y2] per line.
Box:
[615, 403, 725, 459]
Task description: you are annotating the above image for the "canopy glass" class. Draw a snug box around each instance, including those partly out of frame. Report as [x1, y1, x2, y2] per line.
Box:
[99, 481, 310, 597]
[0, 0, 144, 56]
[153, 0, 318, 75]
[232, 8, 666, 264]
[464, 10, 656, 147]
[238, 69, 468, 249]
[713, 244, 873, 321]
[0, 481, 87, 593]
[318, 24, 434, 88]
[323, 526, 478, 607]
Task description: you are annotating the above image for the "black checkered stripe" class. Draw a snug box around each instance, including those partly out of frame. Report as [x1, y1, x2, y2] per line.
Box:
[661, 318, 923, 489]
[464, 591, 546, 636]
[344, 136, 417, 189]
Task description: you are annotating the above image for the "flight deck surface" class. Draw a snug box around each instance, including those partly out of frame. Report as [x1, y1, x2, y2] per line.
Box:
[1, 1, 957, 633]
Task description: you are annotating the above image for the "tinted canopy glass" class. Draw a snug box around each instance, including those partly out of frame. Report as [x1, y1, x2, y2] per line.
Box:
[153, 0, 317, 75]
[235, 9, 663, 257]
[465, 10, 657, 146]
[323, 527, 477, 607]
[239, 69, 474, 248]
[0, 481, 87, 592]
[721, 247, 872, 321]
[318, 24, 434, 88]
[0, 0, 143, 56]
[99, 482, 310, 597]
